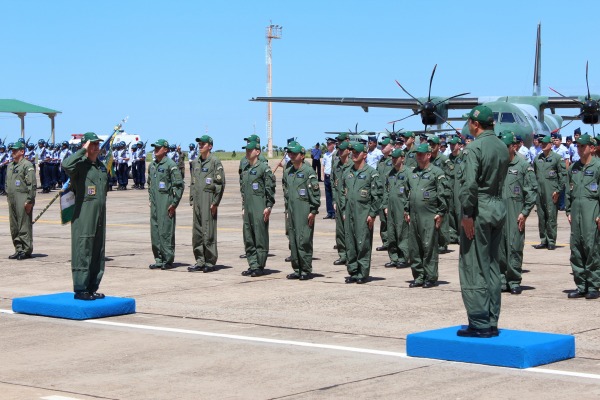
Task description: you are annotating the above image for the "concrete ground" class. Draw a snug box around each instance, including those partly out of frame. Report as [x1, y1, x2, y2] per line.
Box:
[0, 159, 599, 400]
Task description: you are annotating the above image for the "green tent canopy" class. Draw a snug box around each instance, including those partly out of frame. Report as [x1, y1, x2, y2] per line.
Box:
[0, 99, 61, 142]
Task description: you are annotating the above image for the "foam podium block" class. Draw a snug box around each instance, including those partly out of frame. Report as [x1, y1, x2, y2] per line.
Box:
[12, 292, 135, 320]
[406, 325, 575, 368]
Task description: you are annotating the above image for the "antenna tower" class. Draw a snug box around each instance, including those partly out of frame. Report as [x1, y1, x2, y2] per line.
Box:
[266, 22, 282, 158]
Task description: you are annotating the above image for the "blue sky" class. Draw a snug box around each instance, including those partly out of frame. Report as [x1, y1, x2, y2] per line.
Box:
[1, 0, 599, 151]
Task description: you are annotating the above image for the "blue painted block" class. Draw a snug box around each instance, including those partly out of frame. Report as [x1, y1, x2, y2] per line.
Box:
[12, 292, 135, 320]
[407, 325, 575, 368]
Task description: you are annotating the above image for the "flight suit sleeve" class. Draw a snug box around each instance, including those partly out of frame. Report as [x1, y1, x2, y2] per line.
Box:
[264, 167, 276, 209]
[307, 173, 321, 214]
[212, 160, 225, 207]
[282, 170, 289, 210]
[369, 172, 383, 218]
[459, 147, 480, 218]
[558, 156, 566, 192]
[62, 148, 88, 179]
[436, 173, 448, 216]
[522, 165, 537, 217]
[382, 175, 390, 210]
[169, 164, 184, 207]
[339, 174, 347, 213]
[565, 166, 573, 216]
[189, 164, 195, 204]
[25, 163, 37, 203]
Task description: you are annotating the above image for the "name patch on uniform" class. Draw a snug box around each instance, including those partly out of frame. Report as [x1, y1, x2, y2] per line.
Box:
[158, 168, 165, 173]
[202, 167, 208, 172]
[159, 182, 166, 189]
[514, 185, 521, 194]
[590, 183, 598, 192]
[399, 186, 405, 194]
[205, 177, 212, 184]
[422, 174, 430, 180]
[358, 174, 366, 180]
[250, 170, 257, 175]
[360, 189, 368, 198]
[298, 173, 305, 178]
[585, 170, 594, 176]
[87, 186, 96, 195]
[252, 182, 259, 190]
[548, 171, 556, 177]
[423, 191, 430, 199]
[15, 180, 21, 187]
[299, 188, 306, 196]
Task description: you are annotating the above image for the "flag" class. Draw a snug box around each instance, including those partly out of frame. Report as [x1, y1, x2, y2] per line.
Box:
[60, 179, 75, 224]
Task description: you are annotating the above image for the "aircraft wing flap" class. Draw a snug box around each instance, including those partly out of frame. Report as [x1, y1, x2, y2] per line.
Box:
[251, 96, 481, 110]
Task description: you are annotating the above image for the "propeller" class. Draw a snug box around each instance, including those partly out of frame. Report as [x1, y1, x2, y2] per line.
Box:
[389, 64, 470, 132]
[385, 122, 404, 141]
[549, 61, 600, 127]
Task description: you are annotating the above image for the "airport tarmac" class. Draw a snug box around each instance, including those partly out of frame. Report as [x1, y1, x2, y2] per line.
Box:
[1, 159, 599, 400]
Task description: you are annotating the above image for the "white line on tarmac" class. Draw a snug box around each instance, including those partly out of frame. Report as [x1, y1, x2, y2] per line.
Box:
[2, 309, 599, 382]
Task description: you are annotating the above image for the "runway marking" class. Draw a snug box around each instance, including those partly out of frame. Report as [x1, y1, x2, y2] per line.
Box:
[1, 309, 598, 381]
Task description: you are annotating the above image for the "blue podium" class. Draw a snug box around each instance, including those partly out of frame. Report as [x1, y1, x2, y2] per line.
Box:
[407, 325, 575, 368]
[12, 292, 136, 320]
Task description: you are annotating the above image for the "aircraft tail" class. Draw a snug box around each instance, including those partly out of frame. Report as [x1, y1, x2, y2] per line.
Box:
[532, 23, 541, 96]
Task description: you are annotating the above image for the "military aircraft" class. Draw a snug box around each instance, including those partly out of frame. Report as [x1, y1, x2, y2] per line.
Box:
[251, 24, 600, 147]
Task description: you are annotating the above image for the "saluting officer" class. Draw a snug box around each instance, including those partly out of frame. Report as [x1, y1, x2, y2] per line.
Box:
[188, 135, 225, 273]
[340, 142, 383, 284]
[533, 135, 565, 250]
[62, 132, 109, 300]
[457, 105, 509, 338]
[566, 134, 600, 299]
[148, 139, 185, 270]
[375, 137, 395, 252]
[404, 143, 448, 288]
[331, 140, 352, 265]
[240, 141, 276, 277]
[382, 148, 409, 268]
[283, 143, 321, 280]
[6, 142, 37, 260]
[498, 132, 537, 295]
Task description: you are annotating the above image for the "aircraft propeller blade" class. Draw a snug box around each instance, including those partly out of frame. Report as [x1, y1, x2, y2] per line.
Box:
[395, 80, 423, 106]
[433, 111, 462, 135]
[387, 112, 418, 124]
[428, 64, 437, 102]
[586, 61, 591, 100]
[433, 92, 471, 108]
[549, 87, 583, 106]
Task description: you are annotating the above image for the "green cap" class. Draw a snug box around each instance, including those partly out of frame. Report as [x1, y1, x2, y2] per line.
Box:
[402, 131, 415, 138]
[196, 135, 213, 144]
[500, 131, 516, 146]
[427, 135, 440, 144]
[391, 148, 405, 158]
[284, 140, 299, 151]
[378, 137, 392, 146]
[151, 139, 169, 148]
[595, 135, 600, 144]
[243, 141, 260, 150]
[466, 105, 494, 124]
[286, 143, 304, 154]
[540, 135, 552, 144]
[576, 133, 594, 145]
[338, 141, 350, 150]
[244, 134, 261, 143]
[415, 143, 432, 153]
[9, 141, 25, 150]
[448, 137, 461, 145]
[336, 132, 349, 141]
[350, 142, 367, 153]
[82, 132, 103, 143]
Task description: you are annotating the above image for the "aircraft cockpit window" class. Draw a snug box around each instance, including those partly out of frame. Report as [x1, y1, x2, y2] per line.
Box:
[500, 113, 516, 123]
[493, 112, 499, 122]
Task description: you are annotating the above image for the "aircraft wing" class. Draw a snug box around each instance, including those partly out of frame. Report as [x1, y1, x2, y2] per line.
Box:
[250, 96, 480, 112]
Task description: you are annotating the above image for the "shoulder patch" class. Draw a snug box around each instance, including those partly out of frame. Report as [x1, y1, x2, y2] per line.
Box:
[438, 174, 446, 180]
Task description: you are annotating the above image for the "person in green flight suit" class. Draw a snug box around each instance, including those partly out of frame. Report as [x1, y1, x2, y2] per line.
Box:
[240, 141, 276, 277]
[147, 139, 184, 270]
[283, 143, 321, 280]
[404, 143, 448, 288]
[457, 105, 509, 338]
[566, 134, 600, 299]
[63, 132, 109, 300]
[402, 131, 418, 170]
[448, 136, 464, 244]
[533, 135, 565, 250]
[382, 148, 409, 268]
[238, 134, 269, 259]
[340, 142, 383, 284]
[188, 135, 225, 273]
[331, 140, 352, 265]
[375, 137, 395, 253]
[6, 141, 36, 260]
[428, 135, 455, 252]
[498, 131, 537, 295]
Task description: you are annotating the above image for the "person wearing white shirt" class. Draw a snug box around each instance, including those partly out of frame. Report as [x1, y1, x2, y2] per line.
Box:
[529, 136, 542, 164]
[516, 136, 532, 163]
[366, 136, 383, 168]
[321, 138, 336, 219]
